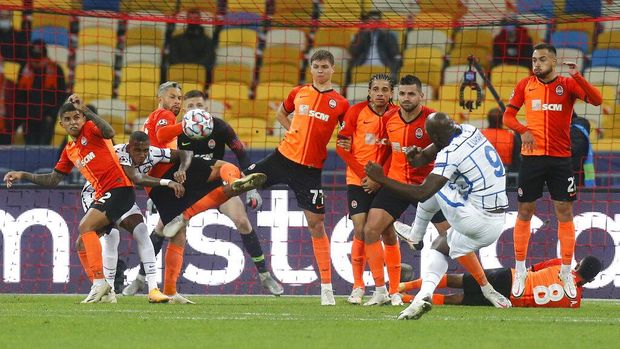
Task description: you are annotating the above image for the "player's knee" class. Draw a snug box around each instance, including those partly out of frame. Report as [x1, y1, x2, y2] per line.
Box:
[517, 202, 536, 220]
[235, 217, 252, 233]
[554, 201, 574, 221]
[170, 227, 187, 245]
[75, 237, 83, 251]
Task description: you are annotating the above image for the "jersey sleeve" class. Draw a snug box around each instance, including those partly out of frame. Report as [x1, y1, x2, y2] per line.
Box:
[338, 98, 351, 124]
[54, 147, 74, 174]
[530, 258, 562, 271]
[150, 146, 173, 164]
[82, 120, 102, 138]
[338, 103, 363, 138]
[507, 77, 528, 110]
[431, 146, 461, 179]
[282, 85, 303, 113]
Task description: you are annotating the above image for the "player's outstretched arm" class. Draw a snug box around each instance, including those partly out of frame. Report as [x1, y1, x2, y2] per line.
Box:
[68, 94, 115, 139]
[121, 165, 185, 198]
[406, 144, 439, 168]
[275, 103, 292, 130]
[365, 161, 447, 202]
[563, 62, 603, 106]
[169, 149, 193, 184]
[4, 170, 65, 188]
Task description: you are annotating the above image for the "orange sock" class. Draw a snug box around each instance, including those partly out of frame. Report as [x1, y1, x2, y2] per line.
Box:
[365, 241, 385, 287]
[81, 231, 104, 279]
[77, 250, 93, 282]
[403, 274, 447, 292]
[219, 163, 241, 183]
[183, 186, 228, 220]
[311, 235, 332, 284]
[401, 293, 413, 303]
[514, 218, 531, 262]
[384, 243, 401, 294]
[456, 253, 488, 287]
[432, 294, 445, 305]
[163, 242, 185, 295]
[558, 220, 576, 265]
[351, 237, 366, 289]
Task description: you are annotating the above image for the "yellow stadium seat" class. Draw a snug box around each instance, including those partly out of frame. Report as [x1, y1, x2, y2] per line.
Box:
[212, 64, 254, 86]
[75, 64, 114, 81]
[76, 44, 115, 65]
[208, 83, 249, 100]
[216, 46, 256, 68]
[406, 29, 450, 53]
[118, 81, 159, 99]
[32, 13, 70, 29]
[263, 46, 302, 66]
[79, 27, 116, 47]
[226, 99, 272, 120]
[265, 29, 307, 48]
[168, 64, 207, 85]
[320, 0, 362, 23]
[124, 45, 161, 65]
[126, 26, 164, 48]
[34, 0, 80, 9]
[73, 80, 113, 100]
[314, 28, 356, 48]
[273, 0, 315, 15]
[227, 117, 269, 146]
[122, 64, 160, 83]
[219, 28, 258, 49]
[556, 21, 597, 42]
[260, 63, 300, 85]
[179, 0, 218, 12]
[454, 29, 493, 47]
[122, 0, 176, 15]
[3, 61, 21, 82]
[402, 47, 444, 89]
[227, 0, 265, 14]
[349, 65, 390, 84]
[255, 82, 295, 101]
[597, 30, 620, 50]
[490, 65, 531, 87]
[449, 45, 492, 70]
[180, 82, 205, 93]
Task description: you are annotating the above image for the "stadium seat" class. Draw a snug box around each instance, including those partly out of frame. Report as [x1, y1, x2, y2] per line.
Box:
[216, 46, 256, 69]
[522, 24, 549, 44]
[31, 27, 69, 47]
[555, 48, 585, 74]
[591, 49, 620, 68]
[219, 28, 258, 49]
[126, 26, 164, 48]
[122, 0, 176, 15]
[76, 64, 113, 81]
[34, 0, 80, 10]
[168, 63, 207, 85]
[73, 80, 113, 100]
[550, 31, 590, 54]
[403, 47, 444, 89]
[118, 81, 159, 116]
[263, 46, 302, 66]
[555, 22, 597, 46]
[79, 26, 116, 47]
[573, 102, 603, 127]
[223, 12, 262, 30]
[204, 99, 226, 119]
[349, 65, 390, 85]
[179, 0, 217, 12]
[122, 64, 160, 83]
[517, 0, 554, 19]
[88, 98, 131, 120]
[459, 0, 508, 26]
[124, 45, 161, 66]
[319, 0, 362, 24]
[32, 13, 70, 29]
[266, 29, 307, 49]
[347, 83, 370, 103]
[46, 44, 69, 65]
[273, 0, 314, 16]
[228, 117, 268, 139]
[490, 65, 531, 87]
[226, 99, 271, 120]
[3, 61, 20, 82]
[212, 64, 254, 86]
[255, 82, 295, 102]
[209, 83, 249, 100]
[79, 16, 118, 30]
[314, 28, 356, 48]
[583, 66, 620, 86]
[443, 64, 485, 86]
[83, 0, 120, 12]
[406, 29, 450, 53]
[454, 29, 493, 47]
[597, 31, 620, 50]
[564, 0, 602, 18]
[261, 63, 300, 85]
[449, 44, 491, 70]
[76, 45, 115, 65]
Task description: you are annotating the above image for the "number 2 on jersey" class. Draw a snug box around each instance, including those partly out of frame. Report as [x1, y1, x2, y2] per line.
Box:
[484, 145, 505, 177]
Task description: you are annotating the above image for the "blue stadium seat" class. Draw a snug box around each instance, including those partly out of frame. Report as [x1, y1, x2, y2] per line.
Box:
[591, 49, 620, 68]
[31, 26, 69, 47]
[83, 0, 120, 12]
[551, 31, 590, 53]
[517, 0, 553, 18]
[223, 12, 262, 31]
[564, 0, 601, 18]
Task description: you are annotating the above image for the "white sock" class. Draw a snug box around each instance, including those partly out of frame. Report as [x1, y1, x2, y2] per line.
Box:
[412, 197, 440, 242]
[416, 249, 448, 302]
[515, 260, 527, 274]
[321, 283, 333, 291]
[132, 222, 158, 291]
[480, 283, 493, 294]
[101, 228, 120, 288]
[93, 278, 106, 287]
[375, 285, 388, 294]
[560, 264, 571, 275]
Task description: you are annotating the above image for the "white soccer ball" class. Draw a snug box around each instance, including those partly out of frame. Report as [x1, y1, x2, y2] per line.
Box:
[182, 109, 213, 140]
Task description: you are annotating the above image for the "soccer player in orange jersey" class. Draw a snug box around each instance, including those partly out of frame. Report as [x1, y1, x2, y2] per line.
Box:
[503, 43, 603, 300]
[399, 256, 602, 308]
[3, 95, 172, 304]
[336, 73, 397, 304]
[243, 49, 350, 305]
[360, 75, 447, 306]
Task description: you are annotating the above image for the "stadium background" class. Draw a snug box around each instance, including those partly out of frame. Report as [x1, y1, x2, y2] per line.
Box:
[0, 0, 619, 299]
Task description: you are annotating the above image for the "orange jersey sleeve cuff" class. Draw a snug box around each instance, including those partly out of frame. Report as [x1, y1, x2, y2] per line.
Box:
[503, 106, 528, 135]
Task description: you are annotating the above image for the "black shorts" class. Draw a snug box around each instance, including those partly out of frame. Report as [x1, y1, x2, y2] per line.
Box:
[517, 156, 577, 202]
[347, 185, 376, 216]
[462, 268, 513, 306]
[245, 149, 324, 214]
[369, 187, 446, 224]
[150, 158, 222, 224]
[90, 186, 136, 224]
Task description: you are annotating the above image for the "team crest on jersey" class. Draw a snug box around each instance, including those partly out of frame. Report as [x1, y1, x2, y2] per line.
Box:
[415, 127, 424, 139]
[351, 200, 358, 209]
[329, 99, 337, 109]
[80, 137, 87, 146]
[157, 119, 168, 126]
[555, 85, 564, 96]
[299, 104, 309, 115]
[510, 90, 515, 100]
[208, 139, 216, 149]
[517, 187, 523, 197]
[248, 164, 256, 170]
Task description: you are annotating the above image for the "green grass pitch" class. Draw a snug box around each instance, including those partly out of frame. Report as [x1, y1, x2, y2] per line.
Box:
[1, 295, 619, 349]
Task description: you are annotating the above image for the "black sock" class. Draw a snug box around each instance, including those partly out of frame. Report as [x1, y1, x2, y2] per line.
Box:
[139, 231, 166, 276]
[240, 230, 267, 273]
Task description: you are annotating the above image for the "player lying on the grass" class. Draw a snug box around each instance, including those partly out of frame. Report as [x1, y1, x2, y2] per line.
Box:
[365, 112, 512, 320]
[138, 81, 267, 303]
[120, 130, 267, 303]
[398, 256, 602, 308]
[3, 94, 173, 304]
